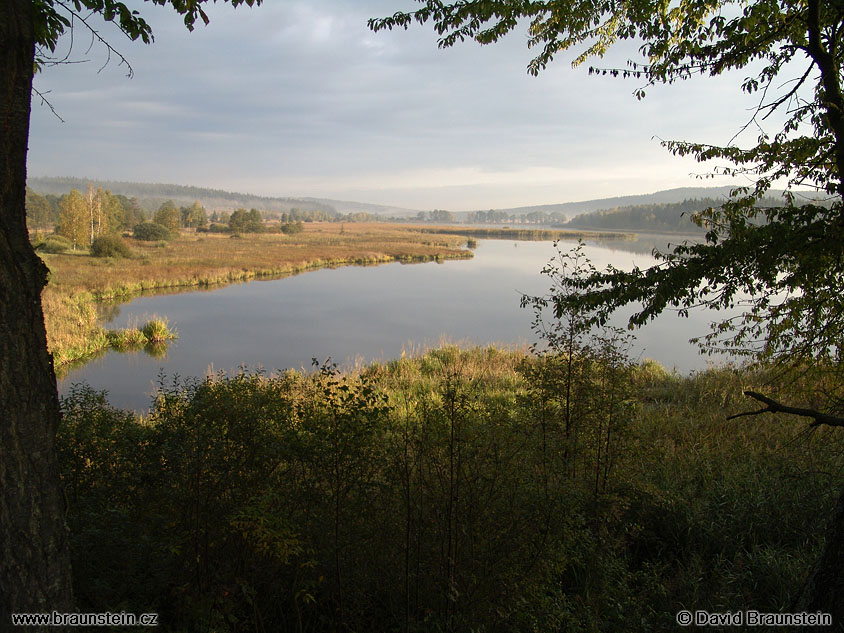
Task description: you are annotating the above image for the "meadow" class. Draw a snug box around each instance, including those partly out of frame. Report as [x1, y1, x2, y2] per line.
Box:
[39, 223, 475, 370]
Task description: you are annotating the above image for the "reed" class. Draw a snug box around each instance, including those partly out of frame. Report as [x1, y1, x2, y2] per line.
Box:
[141, 318, 175, 344]
[39, 223, 473, 370]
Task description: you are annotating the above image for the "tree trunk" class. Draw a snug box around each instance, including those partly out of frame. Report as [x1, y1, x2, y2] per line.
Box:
[0, 0, 74, 625]
[795, 486, 844, 626]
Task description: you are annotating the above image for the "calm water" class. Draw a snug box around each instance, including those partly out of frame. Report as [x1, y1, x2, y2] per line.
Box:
[60, 237, 732, 411]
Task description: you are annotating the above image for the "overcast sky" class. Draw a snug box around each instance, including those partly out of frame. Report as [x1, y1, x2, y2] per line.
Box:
[27, 0, 768, 211]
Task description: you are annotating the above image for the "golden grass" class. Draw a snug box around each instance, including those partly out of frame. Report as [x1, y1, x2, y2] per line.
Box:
[40, 223, 472, 370]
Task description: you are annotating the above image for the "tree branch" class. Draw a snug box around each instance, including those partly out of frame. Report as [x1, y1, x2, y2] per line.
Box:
[32, 87, 65, 123]
[728, 390, 844, 427]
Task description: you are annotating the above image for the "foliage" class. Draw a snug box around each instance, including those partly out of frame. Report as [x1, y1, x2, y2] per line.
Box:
[463, 208, 568, 225]
[36, 235, 73, 254]
[566, 196, 784, 233]
[228, 208, 264, 233]
[180, 201, 207, 229]
[120, 196, 146, 228]
[55, 187, 124, 249]
[153, 200, 181, 232]
[132, 222, 172, 242]
[279, 220, 304, 234]
[90, 234, 133, 258]
[371, 0, 844, 407]
[26, 188, 55, 232]
[522, 241, 636, 498]
[56, 189, 88, 249]
[414, 209, 455, 223]
[56, 347, 843, 631]
[33, 0, 264, 73]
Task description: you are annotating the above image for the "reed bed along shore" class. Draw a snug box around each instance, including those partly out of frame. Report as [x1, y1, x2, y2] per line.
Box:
[40, 223, 473, 371]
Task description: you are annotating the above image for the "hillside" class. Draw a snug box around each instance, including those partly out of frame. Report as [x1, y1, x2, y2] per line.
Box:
[26, 176, 418, 217]
[472, 186, 743, 217]
[563, 196, 770, 233]
[28, 177, 817, 224]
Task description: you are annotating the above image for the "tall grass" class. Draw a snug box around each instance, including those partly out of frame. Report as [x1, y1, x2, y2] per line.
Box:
[44, 288, 177, 372]
[40, 223, 472, 370]
[56, 345, 844, 632]
[140, 318, 175, 344]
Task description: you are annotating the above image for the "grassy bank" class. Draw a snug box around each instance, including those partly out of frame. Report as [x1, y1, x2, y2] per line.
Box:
[58, 344, 843, 632]
[40, 223, 472, 371]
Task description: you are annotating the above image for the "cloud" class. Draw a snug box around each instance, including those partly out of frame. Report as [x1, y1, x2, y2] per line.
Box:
[27, 0, 760, 209]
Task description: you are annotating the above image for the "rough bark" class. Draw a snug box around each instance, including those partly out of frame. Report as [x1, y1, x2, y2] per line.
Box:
[0, 0, 74, 626]
[794, 487, 844, 627]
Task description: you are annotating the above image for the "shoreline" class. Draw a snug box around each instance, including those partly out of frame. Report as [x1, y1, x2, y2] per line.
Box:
[42, 223, 475, 372]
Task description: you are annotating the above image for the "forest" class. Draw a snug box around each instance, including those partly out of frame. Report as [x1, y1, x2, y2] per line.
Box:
[562, 197, 773, 233]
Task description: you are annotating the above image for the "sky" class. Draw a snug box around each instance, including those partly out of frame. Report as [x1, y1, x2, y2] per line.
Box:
[28, 0, 770, 212]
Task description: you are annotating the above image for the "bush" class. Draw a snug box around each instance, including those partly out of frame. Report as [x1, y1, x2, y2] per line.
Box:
[90, 234, 133, 258]
[133, 222, 172, 241]
[280, 221, 304, 235]
[36, 235, 74, 253]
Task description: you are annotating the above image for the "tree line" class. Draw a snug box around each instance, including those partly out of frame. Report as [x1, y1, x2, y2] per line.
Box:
[564, 197, 790, 233]
[26, 186, 212, 249]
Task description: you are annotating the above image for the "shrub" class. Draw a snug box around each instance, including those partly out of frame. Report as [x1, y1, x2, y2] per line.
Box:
[90, 234, 133, 258]
[133, 222, 172, 242]
[37, 235, 73, 253]
[280, 221, 304, 235]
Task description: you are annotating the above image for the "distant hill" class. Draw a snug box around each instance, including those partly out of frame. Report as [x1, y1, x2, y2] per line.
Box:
[563, 196, 780, 233]
[26, 177, 418, 217]
[473, 186, 753, 218]
[29, 177, 824, 224]
[561, 192, 835, 233]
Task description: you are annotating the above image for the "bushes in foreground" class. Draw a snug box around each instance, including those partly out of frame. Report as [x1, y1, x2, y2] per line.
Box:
[57, 348, 843, 632]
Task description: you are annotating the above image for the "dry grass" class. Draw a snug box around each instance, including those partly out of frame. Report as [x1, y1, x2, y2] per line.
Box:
[40, 223, 472, 369]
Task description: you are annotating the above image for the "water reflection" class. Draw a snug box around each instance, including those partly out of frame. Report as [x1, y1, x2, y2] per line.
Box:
[61, 237, 731, 412]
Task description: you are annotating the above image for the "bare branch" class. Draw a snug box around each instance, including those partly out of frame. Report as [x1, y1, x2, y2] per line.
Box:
[728, 390, 844, 427]
[32, 87, 65, 123]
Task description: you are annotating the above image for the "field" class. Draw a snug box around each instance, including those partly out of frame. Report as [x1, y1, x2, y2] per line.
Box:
[40, 222, 634, 371]
[39, 222, 508, 370]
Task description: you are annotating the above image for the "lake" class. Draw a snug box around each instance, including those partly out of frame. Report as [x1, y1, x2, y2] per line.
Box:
[59, 236, 735, 411]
